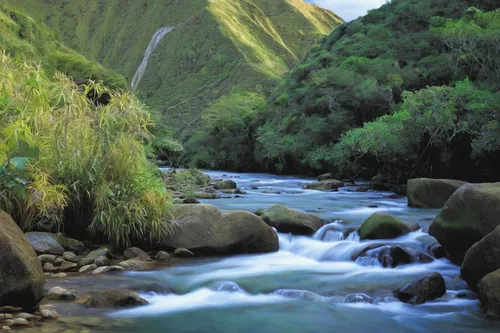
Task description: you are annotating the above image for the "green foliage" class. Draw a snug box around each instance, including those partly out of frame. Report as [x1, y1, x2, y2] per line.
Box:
[0, 52, 172, 248]
[257, 1, 500, 178]
[184, 91, 265, 170]
[0, 4, 126, 89]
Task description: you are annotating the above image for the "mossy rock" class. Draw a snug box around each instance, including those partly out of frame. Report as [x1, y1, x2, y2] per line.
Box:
[478, 269, 500, 318]
[461, 225, 500, 292]
[303, 179, 344, 191]
[25, 232, 65, 255]
[0, 211, 45, 309]
[429, 183, 500, 264]
[407, 178, 467, 208]
[358, 213, 410, 240]
[212, 180, 237, 190]
[160, 205, 278, 254]
[260, 205, 326, 235]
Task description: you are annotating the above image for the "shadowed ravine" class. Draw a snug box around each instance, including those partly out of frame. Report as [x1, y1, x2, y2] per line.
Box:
[131, 27, 174, 90]
[44, 170, 500, 333]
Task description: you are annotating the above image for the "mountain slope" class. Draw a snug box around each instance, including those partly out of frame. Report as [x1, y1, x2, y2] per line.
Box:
[14, 0, 342, 134]
[257, 0, 500, 180]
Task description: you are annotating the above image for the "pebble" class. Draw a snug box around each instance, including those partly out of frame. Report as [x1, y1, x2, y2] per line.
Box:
[79, 264, 97, 273]
[15, 313, 36, 320]
[12, 318, 29, 326]
[51, 273, 67, 278]
[154, 251, 170, 261]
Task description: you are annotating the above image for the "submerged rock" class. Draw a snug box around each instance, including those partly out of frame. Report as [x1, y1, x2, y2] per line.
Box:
[260, 205, 326, 235]
[429, 182, 500, 264]
[461, 225, 500, 292]
[0, 211, 45, 309]
[478, 269, 500, 318]
[394, 272, 446, 304]
[161, 205, 278, 255]
[273, 289, 319, 300]
[303, 179, 344, 191]
[355, 245, 433, 268]
[407, 178, 466, 208]
[86, 290, 148, 308]
[25, 232, 64, 255]
[344, 293, 373, 304]
[358, 213, 410, 240]
[218, 282, 244, 293]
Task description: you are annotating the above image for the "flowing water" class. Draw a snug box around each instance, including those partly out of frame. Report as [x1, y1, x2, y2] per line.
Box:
[130, 27, 174, 90]
[44, 171, 500, 333]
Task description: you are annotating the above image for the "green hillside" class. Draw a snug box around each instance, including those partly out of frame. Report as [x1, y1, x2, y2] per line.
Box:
[256, 0, 500, 182]
[14, 0, 342, 135]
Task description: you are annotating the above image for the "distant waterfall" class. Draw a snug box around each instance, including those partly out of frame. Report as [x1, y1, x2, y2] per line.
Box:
[131, 27, 174, 90]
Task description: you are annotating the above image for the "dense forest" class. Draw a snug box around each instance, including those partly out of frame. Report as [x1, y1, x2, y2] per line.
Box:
[183, 0, 500, 185]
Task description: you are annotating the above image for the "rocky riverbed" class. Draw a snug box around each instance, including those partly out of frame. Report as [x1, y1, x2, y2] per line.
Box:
[1, 170, 500, 332]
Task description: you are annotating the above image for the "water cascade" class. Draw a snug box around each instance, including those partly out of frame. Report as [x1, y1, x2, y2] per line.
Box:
[131, 27, 174, 90]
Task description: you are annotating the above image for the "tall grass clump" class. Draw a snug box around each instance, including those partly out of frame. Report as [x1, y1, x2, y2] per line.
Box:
[0, 51, 172, 247]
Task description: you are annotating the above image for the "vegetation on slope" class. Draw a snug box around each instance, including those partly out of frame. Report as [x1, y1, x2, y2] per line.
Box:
[255, 0, 500, 183]
[0, 5, 172, 247]
[14, 0, 342, 137]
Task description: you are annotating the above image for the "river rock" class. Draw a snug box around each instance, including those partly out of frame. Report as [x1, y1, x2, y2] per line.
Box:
[86, 290, 148, 308]
[94, 256, 111, 267]
[394, 272, 446, 304]
[15, 313, 35, 320]
[429, 182, 500, 264]
[260, 205, 326, 235]
[38, 254, 56, 264]
[428, 243, 445, 259]
[161, 205, 278, 255]
[11, 318, 29, 326]
[46, 287, 76, 301]
[317, 173, 334, 181]
[123, 247, 151, 261]
[0, 212, 44, 309]
[218, 282, 244, 293]
[56, 260, 77, 272]
[355, 245, 433, 267]
[407, 178, 467, 208]
[78, 248, 110, 267]
[358, 213, 410, 240]
[62, 251, 77, 262]
[118, 259, 154, 271]
[194, 192, 220, 199]
[344, 293, 373, 303]
[174, 248, 195, 258]
[183, 198, 200, 204]
[303, 179, 344, 191]
[273, 289, 320, 300]
[92, 266, 125, 275]
[25, 232, 64, 255]
[51, 273, 67, 278]
[154, 251, 170, 261]
[79, 264, 98, 273]
[1, 326, 10, 331]
[40, 309, 58, 320]
[461, 225, 500, 291]
[212, 180, 237, 190]
[53, 257, 64, 266]
[478, 269, 500, 318]
[52, 235, 85, 253]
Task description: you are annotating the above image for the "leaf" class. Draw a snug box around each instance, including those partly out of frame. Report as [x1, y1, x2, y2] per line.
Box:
[10, 157, 29, 171]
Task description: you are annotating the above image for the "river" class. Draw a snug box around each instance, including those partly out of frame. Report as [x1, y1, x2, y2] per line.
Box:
[42, 170, 500, 333]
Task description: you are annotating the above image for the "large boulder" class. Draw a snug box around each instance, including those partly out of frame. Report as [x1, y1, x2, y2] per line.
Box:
[303, 180, 344, 191]
[260, 205, 326, 235]
[461, 225, 500, 292]
[358, 213, 410, 240]
[478, 269, 500, 318]
[0, 211, 44, 309]
[407, 178, 466, 208]
[25, 232, 64, 255]
[394, 272, 446, 304]
[429, 183, 500, 264]
[161, 205, 278, 254]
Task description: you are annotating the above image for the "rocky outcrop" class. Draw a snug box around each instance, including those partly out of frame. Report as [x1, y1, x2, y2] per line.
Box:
[461, 225, 500, 291]
[303, 180, 344, 191]
[429, 182, 500, 264]
[407, 178, 466, 208]
[161, 205, 278, 255]
[394, 272, 446, 304]
[260, 205, 326, 235]
[86, 290, 148, 308]
[358, 213, 410, 240]
[0, 211, 44, 309]
[478, 269, 500, 318]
